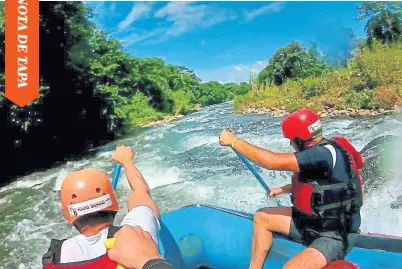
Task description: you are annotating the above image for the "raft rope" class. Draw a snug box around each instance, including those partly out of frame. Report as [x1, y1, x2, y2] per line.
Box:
[359, 231, 402, 239]
[174, 203, 402, 240]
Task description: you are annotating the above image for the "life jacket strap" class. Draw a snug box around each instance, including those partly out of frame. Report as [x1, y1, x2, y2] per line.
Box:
[42, 238, 65, 266]
[311, 182, 354, 193]
[314, 199, 354, 212]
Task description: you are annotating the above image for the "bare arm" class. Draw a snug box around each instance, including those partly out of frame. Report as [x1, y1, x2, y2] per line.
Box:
[123, 162, 150, 194]
[232, 138, 300, 173]
[112, 145, 160, 219]
[123, 162, 160, 219]
[281, 183, 292, 193]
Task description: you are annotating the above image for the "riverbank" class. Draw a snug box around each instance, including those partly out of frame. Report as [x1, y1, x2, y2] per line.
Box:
[141, 101, 402, 128]
[234, 41, 402, 120]
[239, 104, 401, 118]
[140, 114, 184, 127]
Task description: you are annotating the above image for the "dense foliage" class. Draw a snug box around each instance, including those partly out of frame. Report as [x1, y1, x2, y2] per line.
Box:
[0, 2, 250, 183]
[235, 1, 402, 113]
[256, 41, 334, 86]
[0, 1, 399, 183]
[356, 1, 402, 46]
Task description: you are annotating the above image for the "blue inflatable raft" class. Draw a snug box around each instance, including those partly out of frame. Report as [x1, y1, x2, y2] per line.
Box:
[157, 204, 402, 269]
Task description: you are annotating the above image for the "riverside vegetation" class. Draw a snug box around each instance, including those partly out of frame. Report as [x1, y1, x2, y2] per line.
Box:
[0, 1, 400, 183]
[234, 2, 402, 118]
[0, 2, 250, 182]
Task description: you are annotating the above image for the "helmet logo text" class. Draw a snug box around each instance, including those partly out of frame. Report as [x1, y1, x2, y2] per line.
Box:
[67, 194, 113, 217]
[308, 120, 321, 134]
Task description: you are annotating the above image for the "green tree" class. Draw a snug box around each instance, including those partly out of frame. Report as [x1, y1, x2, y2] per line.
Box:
[0, 1, 249, 183]
[257, 41, 331, 85]
[357, 1, 402, 46]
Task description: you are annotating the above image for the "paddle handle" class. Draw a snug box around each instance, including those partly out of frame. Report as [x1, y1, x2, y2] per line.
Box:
[232, 148, 271, 193]
[105, 238, 125, 269]
[112, 164, 122, 190]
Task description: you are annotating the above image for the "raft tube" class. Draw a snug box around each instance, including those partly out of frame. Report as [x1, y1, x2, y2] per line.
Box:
[157, 204, 402, 269]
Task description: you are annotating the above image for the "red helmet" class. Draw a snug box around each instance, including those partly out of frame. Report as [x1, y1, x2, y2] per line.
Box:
[281, 108, 322, 141]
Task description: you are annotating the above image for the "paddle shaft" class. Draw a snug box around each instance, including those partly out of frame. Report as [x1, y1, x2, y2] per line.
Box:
[232, 148, 271, 193]
[112, 164, 122, 190]
[110, 164, 124, 269]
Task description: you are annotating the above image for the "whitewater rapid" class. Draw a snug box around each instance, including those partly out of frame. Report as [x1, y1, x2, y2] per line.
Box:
[0, 102, 401, 269]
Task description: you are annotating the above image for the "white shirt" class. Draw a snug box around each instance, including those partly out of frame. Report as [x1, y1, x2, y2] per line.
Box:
[60, 205, 160, 263]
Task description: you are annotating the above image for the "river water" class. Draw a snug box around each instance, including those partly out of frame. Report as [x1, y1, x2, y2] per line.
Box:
[1, 102, 402, 269]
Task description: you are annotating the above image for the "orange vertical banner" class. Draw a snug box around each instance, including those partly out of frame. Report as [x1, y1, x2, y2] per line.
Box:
[4, 0, 40, 107]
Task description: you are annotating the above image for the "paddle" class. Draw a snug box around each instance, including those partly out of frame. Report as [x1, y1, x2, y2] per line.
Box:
[107, 163, 125, 269]
[105, 238, 124, 269]
[112, 164, 122, 190]
[232, 148, 271, 194]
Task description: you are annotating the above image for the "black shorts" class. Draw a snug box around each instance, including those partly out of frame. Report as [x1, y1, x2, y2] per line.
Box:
[288, 208, 358, 263]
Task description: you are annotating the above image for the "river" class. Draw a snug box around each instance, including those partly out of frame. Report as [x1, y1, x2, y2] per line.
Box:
[1, 102, 401, 269]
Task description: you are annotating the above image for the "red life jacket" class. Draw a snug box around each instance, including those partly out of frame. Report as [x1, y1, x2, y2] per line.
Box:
[42, 226, 121, 269]
[291, 137, 364, 218]
[323, 260, 359, 269]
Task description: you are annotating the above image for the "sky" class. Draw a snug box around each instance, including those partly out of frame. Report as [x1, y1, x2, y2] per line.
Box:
[85, 1, 367, 84]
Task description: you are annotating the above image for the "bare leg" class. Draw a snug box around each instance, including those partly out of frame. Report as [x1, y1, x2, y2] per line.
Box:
[249, 207, 292, 269]
[283, 247, 327, 269]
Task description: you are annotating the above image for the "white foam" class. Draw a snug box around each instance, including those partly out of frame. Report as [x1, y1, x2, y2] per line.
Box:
[53, 168, 70, 191]
[180, 134, 218, 151]
[144, 131, 165, 141]
[0, 170, 59, 193]
[174, 126, 204, 134]
[360, 180, 402, 236]
[96, 150, 113, 159]
[1, 102, 401, 269]
[137, 165, 184, 189]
